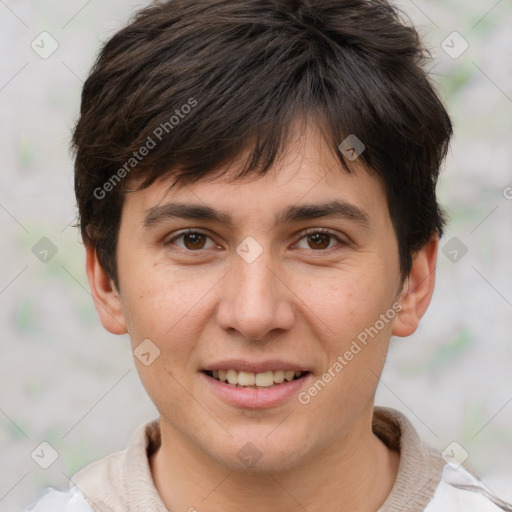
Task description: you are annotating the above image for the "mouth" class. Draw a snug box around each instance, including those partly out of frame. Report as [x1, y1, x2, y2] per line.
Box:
[202, 369, 310, 389]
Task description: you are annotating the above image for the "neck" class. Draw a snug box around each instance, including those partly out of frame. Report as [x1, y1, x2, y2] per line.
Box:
[150, 407, 400, 512]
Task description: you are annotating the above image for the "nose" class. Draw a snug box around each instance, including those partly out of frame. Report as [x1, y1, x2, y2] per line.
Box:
[216, 248, 295, 341]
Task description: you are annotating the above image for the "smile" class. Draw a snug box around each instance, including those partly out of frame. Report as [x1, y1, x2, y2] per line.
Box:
[204, 369, 308, 388]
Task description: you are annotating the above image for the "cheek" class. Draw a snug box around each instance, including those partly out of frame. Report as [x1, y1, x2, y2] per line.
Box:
[295, 278, 394, 434]
[120, 262, 195, 331]
[119, 261, 224, 372]
[294, 269, 395, 395]
[297, 269, 393, 341]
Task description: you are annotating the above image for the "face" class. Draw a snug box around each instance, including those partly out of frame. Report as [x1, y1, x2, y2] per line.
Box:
[89, 122, 433, 473]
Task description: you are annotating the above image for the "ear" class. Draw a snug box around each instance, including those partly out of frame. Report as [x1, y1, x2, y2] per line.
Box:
[85, 244, 127, 335]
[392, 234, 439, 337]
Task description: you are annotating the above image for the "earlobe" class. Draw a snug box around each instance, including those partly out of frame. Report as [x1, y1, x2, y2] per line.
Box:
[85, 244, 128, 335]
[392, 234, 439, 338]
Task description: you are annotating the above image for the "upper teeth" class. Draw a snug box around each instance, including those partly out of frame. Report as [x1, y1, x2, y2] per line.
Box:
[212, 369, 303, 387]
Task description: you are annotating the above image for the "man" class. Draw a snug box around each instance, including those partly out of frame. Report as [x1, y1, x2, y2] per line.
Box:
[28, 0, 511, 510]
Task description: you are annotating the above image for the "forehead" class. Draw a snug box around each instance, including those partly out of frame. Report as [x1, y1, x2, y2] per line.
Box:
[122, 122, 388, 228]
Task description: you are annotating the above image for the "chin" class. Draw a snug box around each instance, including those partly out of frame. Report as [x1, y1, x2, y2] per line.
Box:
[207, 429, 311, 474]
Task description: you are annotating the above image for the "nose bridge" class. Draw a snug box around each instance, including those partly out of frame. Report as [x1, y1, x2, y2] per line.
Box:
[238, 251, 276, 303]
[216, 241, 294, 339]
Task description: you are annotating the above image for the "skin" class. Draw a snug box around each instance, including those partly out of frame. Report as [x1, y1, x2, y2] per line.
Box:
[86, 121, 438, 512]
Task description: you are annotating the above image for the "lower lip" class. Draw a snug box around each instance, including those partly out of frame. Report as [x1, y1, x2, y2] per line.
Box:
[200, 372, 311, 409]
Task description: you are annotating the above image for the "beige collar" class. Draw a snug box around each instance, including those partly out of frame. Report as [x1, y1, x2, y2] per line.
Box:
[72, 406, 444, 512]
[373, 407, 445, 511]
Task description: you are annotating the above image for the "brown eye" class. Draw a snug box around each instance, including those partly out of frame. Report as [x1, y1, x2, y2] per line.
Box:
[167, 230, 215, 251]
[182, 232, 207, 250]
[295, 229, 345, 252]
[307, 232, 332, 250]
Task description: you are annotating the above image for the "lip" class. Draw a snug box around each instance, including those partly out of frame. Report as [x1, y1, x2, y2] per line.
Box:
[200, 370, 312, 409]
[202, 359, 310, 373]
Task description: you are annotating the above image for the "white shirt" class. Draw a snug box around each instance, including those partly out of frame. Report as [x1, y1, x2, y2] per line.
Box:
[25, 408, 511, 512]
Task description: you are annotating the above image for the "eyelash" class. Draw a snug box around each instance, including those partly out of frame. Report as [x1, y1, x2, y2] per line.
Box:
[165, 228, 347, 253]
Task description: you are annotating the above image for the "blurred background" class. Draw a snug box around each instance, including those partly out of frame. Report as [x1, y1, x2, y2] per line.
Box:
[1, 0, 511, 510]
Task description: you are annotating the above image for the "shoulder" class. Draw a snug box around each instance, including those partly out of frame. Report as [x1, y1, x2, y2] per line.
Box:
[426, 463, 512, 511]
[373, 407, 511, 512]
[24, 487, 93, 512]
[26, 419, 160, 512]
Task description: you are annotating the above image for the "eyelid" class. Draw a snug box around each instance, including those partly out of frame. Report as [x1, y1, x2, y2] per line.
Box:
[294, 227, 348, 250]
[165, 227, 348, 253]
[166, 228, 217, 250]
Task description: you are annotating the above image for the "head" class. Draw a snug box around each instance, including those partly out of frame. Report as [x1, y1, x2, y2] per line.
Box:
[74, 0, 452, 472]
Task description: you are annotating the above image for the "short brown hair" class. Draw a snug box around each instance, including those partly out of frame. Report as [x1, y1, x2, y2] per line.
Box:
[73, 0, 452, 288]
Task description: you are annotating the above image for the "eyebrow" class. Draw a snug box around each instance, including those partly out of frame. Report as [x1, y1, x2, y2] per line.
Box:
[143, 199, 370, 229]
